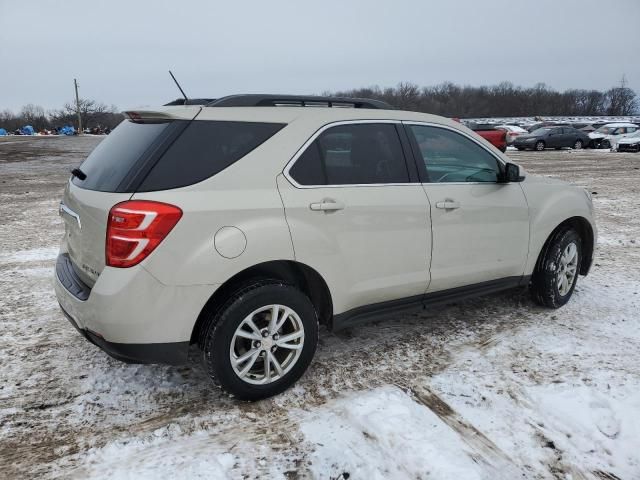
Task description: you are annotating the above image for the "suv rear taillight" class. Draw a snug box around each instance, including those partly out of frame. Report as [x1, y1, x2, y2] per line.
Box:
[106, 201, 182, 268]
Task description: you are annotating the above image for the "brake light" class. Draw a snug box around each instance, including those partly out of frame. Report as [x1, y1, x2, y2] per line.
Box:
[106, 200, 182, 268]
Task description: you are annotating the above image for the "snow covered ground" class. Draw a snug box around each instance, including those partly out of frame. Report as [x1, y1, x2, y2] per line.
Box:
[1, 137, 639, 479]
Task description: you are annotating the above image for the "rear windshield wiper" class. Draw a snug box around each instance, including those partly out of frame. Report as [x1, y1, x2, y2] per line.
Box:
[71, 168, 87, 181]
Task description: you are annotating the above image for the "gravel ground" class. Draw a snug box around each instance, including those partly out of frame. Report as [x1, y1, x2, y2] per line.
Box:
[1, 136, 639, 479]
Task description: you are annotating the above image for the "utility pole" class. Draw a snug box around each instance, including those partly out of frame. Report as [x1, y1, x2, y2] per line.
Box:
[74, 78, 82, 135]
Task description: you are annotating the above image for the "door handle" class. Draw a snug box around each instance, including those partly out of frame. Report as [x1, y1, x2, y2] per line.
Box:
[435, 199, 460, 210]
[309, 199, 345, 212]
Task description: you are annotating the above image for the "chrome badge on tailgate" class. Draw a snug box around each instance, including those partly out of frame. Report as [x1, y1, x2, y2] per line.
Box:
[59, 202, 82, 230]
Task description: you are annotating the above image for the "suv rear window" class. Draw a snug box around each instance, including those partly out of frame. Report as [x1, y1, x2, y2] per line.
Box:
[72, 120, 170, 192]
[74, 120, 284, 193]
[138, 121, 284, 191]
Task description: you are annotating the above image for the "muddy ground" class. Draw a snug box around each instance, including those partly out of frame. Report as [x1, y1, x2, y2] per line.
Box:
[1, 136, 639, 479]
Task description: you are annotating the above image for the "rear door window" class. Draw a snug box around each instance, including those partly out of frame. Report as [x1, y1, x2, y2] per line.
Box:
[138, 121, 285, 191]
[72, 120, 171, 192]
[289, 123, 409, 186]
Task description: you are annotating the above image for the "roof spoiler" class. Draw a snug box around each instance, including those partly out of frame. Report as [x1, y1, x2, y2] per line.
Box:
[122, 109, 200, 123]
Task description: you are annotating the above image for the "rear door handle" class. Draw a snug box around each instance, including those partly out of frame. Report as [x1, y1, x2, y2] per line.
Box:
[435, 200, 460, 210]
[310, 199, 345, 212]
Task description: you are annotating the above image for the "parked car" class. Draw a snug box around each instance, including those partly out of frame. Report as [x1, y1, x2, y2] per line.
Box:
[55, 94, 596, 400]
[526, 122, 568, 132]
[460, 121, 507, 152]
[588, 123, 639, 149]
[615, 130, 640, 152]
[495, 124, 528, 145]
[513, 126, 591, 151]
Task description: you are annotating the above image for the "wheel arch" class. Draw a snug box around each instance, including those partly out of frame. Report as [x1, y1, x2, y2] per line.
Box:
[534, 216, 594, 277]
[191, 260, 333, 346]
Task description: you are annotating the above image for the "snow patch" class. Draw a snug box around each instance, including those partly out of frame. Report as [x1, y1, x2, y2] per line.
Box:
[0, 246, 59, 263]
[296, 386, 488, 480]
[71, 431, 243, 480]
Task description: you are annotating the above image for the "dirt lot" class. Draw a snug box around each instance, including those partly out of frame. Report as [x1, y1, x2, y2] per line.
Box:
[1, 136, 639, 479]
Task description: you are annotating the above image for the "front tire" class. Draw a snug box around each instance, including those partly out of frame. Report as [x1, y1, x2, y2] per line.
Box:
[573, 139, 583, 150]
[201, 281, 319, 400]
[535, 140, 546, 151]
[530, 227, 582, 308]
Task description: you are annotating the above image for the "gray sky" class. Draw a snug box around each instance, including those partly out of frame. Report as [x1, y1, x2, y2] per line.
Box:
[1, 0, 639, 112]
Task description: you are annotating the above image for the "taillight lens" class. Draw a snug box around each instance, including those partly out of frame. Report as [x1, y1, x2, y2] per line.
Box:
[106, 200, 182, 268]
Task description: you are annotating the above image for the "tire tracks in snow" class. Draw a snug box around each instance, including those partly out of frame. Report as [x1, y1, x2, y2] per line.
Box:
[406, 384, 526, 478]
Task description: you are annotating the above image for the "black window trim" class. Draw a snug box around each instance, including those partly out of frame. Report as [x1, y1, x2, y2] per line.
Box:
[117, 119, 191, 193]
[402, 121, 507, 185]
[283, 120, 417, 189]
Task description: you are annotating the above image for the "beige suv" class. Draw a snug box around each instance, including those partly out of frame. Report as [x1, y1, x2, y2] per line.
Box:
[55, 95, 596, 400]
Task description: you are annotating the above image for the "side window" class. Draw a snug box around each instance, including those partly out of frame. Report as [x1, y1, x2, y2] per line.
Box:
[289, 142, 326, 185]
[409, 125, 500, 183]
[138, 121, 285, 191]
[289, 123, 409, 186]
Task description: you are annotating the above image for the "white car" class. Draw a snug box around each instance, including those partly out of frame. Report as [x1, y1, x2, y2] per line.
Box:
[588, 122, 639, 149]
[54, 94, 597, 400]
[495, 124, 528, 145]
[616, 129, 640, 152]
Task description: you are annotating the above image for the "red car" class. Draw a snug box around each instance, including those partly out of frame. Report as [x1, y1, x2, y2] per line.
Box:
[453, 119, 507, 152]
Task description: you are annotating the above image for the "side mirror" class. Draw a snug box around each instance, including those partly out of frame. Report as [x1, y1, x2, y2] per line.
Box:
[501, 162, 524, 183]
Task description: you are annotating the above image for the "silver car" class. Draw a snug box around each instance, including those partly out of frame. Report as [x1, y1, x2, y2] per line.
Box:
[55, 95, 596, 400]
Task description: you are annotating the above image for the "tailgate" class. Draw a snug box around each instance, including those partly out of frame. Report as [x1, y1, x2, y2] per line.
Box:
[57, 114, 194, 287]
[60, 181, 131, 287]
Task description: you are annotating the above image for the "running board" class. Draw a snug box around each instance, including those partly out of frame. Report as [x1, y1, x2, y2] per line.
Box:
[331, 276, 529, 331]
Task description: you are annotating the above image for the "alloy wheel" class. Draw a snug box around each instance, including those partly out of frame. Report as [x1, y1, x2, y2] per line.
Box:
[557, 242, 578, 296]
[229, 304, 305, 385]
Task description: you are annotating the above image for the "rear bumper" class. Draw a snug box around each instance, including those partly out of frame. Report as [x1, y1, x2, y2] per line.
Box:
[59, 303, 189, 364]
[54, 252, 214, 365]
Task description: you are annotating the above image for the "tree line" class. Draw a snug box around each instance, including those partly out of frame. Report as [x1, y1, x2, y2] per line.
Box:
[0, 99, 124, 132]
[327, 79, 638, 118]
[2, 79, 637, 132]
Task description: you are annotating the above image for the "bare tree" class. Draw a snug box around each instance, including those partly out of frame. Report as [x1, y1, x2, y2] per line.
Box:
[606, 75, 638, 116]
[20, 104, 48, 130]
[50, 99, 123, 130]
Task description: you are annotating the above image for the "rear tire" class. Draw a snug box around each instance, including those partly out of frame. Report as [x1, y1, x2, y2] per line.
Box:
[530, 228, 582, 308]
[535, 140, 545, 151]
[201, 281, 319, 400]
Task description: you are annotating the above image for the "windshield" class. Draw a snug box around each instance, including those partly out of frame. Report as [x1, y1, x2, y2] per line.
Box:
[623, 129, 640, 139]
[594, 126, 616, 134]
[530, 128, 552, 135]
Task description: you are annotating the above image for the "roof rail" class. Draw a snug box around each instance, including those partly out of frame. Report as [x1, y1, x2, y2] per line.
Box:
[206, 94, 394, 110]
[164, 98, 216, 106]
